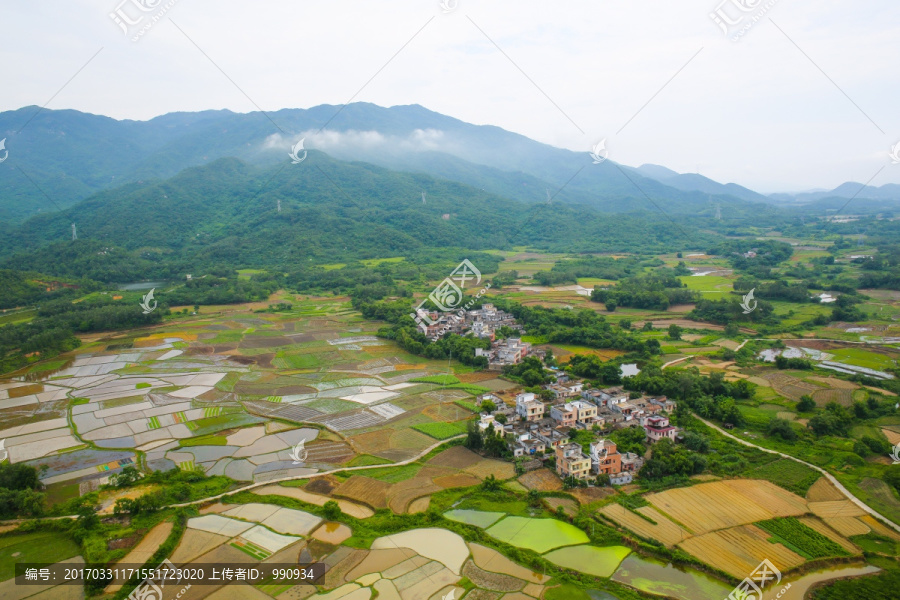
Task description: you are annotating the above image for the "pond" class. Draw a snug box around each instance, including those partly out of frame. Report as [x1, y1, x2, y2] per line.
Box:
[758, 564, 879, 600]
[117, 281, 166, 291]
[611, 555, 731, 600]
[544, 545, 631, 577]
[620, 364, 640, 377]
[443, 509, 505, 528]
[486, 516, 589, 553]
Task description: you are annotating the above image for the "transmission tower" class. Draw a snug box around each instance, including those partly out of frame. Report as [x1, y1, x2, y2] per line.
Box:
[71, 223, 77, 241]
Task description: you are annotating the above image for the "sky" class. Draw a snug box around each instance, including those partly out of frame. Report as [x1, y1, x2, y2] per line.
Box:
[1, 0, 898, 193]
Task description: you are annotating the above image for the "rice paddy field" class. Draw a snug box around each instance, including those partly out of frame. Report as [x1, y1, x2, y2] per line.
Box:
[5, 245, 900, 599]
[0, 296, 487, 499]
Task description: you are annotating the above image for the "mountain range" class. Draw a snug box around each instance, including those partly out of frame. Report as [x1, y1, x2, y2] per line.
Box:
[0, 103, 775, 223]
[0, 102, 897, 276]
[1, 103, 896, 225]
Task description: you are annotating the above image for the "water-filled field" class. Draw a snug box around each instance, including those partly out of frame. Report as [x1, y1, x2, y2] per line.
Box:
[544, 545, 631, 577]
[444, 508, 505, 528]
[611, 555, 731, 600]
[486, 516, 589, 553]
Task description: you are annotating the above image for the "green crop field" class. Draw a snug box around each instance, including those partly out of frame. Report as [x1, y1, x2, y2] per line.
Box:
[829, 348, 897, 370]
[756, 517, 849, 559]
[678, 275, 733, 292]
[411, 421, 468, 439]
[410, 374, 460, 385]
[0, 532, 80, 581]
[747, 459, 820, 495]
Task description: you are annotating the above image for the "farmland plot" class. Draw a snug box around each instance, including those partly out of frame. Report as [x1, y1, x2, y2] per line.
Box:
[600, 504, 690, 547]
[333, 475, 391, 509]
[678, 524, 805, 579]
[645, 480, 807, 535]
[808, 501, 866, 519]
[798, 517, 859, 553]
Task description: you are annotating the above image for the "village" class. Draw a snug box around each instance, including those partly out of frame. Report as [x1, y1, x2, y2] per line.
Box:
[418, 303, 681, 486]
[475, 375, 680, 487]
[415, 303, 532, 369]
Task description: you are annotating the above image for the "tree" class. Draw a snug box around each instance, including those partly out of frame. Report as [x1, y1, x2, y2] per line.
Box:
[0, 463, 41, 491]
[595, 473, 611, 487]
[610, 425, 647, 455]
[543, 348, 556, 367]
[323, 500, 342, 520]
[808, 404, 853, 437]
[885, 465, 900, 494]
[721, 400, 744, 427]
[667, 324, 682, 340]
[642, 321, 653, 332]
[683, 431, 711, 453]
[114, 498, 136, 516]
[766, 418, 798, 442]
[480, 399, 497, 414]
[464, 421, 484, 451]
[109, 465, 141, 488]
[605, 300, 617, 312]
[862, 435, 891, 455]
[796, 395, 816, 412]
[563, 475, 586, 489]
[73, 500, 100, 535]
[134, 491, 163, 513]
[481, 474, 500, 491]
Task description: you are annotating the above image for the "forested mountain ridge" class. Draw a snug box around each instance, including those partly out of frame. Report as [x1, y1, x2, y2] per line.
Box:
[0, 103, 775, 223]
[0, 154, 713, 282]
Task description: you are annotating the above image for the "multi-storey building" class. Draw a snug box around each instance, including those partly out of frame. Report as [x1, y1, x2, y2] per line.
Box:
[515, 392, 545, 422]
[589, 439, 622, 476]
[555, 442, 592, 480]
[644, 415, 678, 443]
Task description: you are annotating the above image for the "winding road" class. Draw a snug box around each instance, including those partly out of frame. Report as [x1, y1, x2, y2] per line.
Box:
[662, 339, 900, 533]
[695, 416, 900, 534]
[169, 434, 467, 508]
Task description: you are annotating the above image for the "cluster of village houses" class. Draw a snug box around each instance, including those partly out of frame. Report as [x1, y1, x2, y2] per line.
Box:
[417, 304, 532, 369]
[421, 304, 681, 485]
[476, 371, 680, 486]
